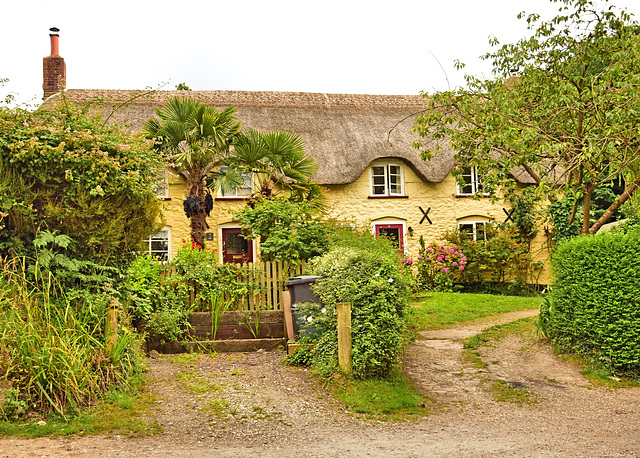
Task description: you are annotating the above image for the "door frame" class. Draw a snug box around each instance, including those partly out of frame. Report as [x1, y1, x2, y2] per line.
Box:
[372, 220, 407, 253]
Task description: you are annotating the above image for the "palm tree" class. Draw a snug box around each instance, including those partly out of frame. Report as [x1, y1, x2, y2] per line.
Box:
[143, 97, 240, 247]
[218, 128, 325, 206]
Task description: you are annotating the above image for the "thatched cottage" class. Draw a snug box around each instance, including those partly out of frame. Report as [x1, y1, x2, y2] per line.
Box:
[42, 31, 551, 283]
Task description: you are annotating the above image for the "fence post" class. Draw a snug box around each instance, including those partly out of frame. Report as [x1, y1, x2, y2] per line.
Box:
[106, 299, 118, 352]
[336, 302, 352, 372]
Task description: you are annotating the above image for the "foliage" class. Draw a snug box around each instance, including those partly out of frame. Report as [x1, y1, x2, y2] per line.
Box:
[306, 227, 411, 379]
[235, 195, 329, 262]
[123, 240, 249, 343]
[143, 97, 241, 246]
[413, 0, 640, 235]
[220, 128, 324, 204]
[541, 228, 640, 378]
[0, 101, 163, 269]
[443, 226, 539, 293]
[503, 186, 540, 246]
[548, 196, 581, 243]
[0, 258, 144, 418]
[414, 238, 466, 291]
[172, 238, 248, 308]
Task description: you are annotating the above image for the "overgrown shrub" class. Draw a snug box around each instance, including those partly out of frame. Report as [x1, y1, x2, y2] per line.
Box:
[0, 258, 144, 418]
[443, 226, 538, 294]
[540, 229, 640, 377]
[0, 101, 164, 272]
[305, 228, 411, 379]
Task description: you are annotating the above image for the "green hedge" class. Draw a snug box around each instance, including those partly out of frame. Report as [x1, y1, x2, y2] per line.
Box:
[541, 228, 640, 377]
[303, 228, 412, 379]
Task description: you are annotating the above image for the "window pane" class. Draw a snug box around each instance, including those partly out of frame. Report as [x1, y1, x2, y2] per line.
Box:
[372, 166, 387, 195]
[226, 232, 249, 254]
[458, 224, 475, 240]
[477, 222, 487, 241]
[460, 168, 473, 194]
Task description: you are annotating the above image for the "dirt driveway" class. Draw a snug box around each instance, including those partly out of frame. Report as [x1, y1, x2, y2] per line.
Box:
[1, 309, 639, 457]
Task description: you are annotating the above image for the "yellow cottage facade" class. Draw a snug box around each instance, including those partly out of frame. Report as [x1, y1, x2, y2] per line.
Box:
[49, 89, 551, 284]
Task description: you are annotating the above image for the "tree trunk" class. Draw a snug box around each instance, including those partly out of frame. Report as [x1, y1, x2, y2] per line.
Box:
[589, 181, 639, 234]
[581, 183, 595, 234]
[187, 177, 207, 248]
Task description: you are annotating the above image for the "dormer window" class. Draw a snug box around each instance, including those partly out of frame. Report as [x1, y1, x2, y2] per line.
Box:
[370, 162, 404, 197]
[457, 166, 485, 196]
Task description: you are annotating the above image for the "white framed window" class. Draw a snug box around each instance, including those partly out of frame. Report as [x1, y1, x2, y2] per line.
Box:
[457, 220, 490, 242]
[146, 227, 171, 261]
[370, 162, 404, 196]
[218, 166, 253, 198]
[154, 176, 169, 199]
[457, 166, 485, 196]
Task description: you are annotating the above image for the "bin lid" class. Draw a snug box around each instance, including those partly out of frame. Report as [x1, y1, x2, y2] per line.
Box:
[286, 275, 324, 286]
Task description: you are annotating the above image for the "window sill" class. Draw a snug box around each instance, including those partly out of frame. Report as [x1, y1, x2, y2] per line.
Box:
[215, 197, 250, 201]
[455, 194, 490, 198]
[158, 197, 171, 201]
[368, 195, 409, 199]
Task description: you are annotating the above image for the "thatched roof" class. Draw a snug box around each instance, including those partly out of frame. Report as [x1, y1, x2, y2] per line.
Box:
[49, 89, 459, 185]
[47, 89, 534, 185]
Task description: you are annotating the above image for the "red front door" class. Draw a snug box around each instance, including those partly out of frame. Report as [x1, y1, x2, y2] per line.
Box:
[222, 228, 253, 264]
[374, 224, 404, 251]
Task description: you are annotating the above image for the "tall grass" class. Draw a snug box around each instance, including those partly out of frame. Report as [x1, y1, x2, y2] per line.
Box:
[0, 257, 143, 419]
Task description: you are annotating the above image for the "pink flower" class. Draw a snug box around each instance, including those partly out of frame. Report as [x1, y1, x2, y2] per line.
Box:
[453, 245, 457, 250]
[418, 254, 424, 259]
[425, 257, 430, 261]
[437, 256, 443, 261]
[442, 267, 448, 273]
[448, 249, 454, 253]
[426, 248, 432, 252]
[453, 262, 458, 267]
[460, 266, 464, 270]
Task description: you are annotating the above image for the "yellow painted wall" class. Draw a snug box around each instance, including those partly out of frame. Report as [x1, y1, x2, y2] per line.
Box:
[161, 172, 256, 261]
[162, 162, 552, 285]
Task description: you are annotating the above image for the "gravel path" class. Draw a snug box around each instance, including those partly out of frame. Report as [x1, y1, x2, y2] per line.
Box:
[1, 309, 639, 457]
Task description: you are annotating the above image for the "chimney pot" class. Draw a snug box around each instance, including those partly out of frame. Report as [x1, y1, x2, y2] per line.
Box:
[43, 27, 66, 100]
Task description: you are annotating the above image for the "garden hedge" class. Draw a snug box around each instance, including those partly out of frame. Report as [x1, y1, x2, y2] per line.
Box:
[541, 228, 640, 377]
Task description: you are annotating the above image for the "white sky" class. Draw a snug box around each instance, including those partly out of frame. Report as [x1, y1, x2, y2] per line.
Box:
[1, 0, 638, 108]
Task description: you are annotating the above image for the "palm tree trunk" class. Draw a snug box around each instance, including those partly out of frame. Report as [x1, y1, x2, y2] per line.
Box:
[187, 178, 207, 248]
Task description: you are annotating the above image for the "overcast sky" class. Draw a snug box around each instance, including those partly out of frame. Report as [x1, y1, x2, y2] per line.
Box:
[2, 0, 638, 108]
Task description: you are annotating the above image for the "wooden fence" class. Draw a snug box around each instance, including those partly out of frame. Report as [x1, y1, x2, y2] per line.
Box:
[182, 260, 306, 312]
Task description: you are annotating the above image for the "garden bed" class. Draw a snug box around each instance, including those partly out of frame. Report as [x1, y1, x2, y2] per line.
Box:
[145, 310, 286, 354]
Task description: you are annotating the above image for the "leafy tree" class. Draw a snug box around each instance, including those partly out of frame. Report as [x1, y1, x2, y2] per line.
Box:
[234, 195, 328, 262]
[413, 0, 640, 234]
[0, 100, 163, 272]
[143, 97, 241, 246]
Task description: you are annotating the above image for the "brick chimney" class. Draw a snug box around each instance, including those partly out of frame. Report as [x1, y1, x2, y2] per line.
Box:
[43, 27, 66, 100]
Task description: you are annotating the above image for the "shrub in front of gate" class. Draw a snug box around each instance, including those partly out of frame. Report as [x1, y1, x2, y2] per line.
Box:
[540, 228, 640, 377]
[305, 229, 412, 379]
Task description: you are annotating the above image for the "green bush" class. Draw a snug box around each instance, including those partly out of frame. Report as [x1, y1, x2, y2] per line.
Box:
[443, 226, 538, 294]
[0, 101, 164, 272]
[540, 229, 640, 377]
[0, 259, 144, 418]
[306, 228, 411, 379]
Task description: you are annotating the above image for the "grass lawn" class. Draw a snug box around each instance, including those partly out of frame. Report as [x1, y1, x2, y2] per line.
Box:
[410, 292, 541, 332]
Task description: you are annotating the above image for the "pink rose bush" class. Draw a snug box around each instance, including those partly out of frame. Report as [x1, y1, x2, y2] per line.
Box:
[415, 240, 466, 291]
